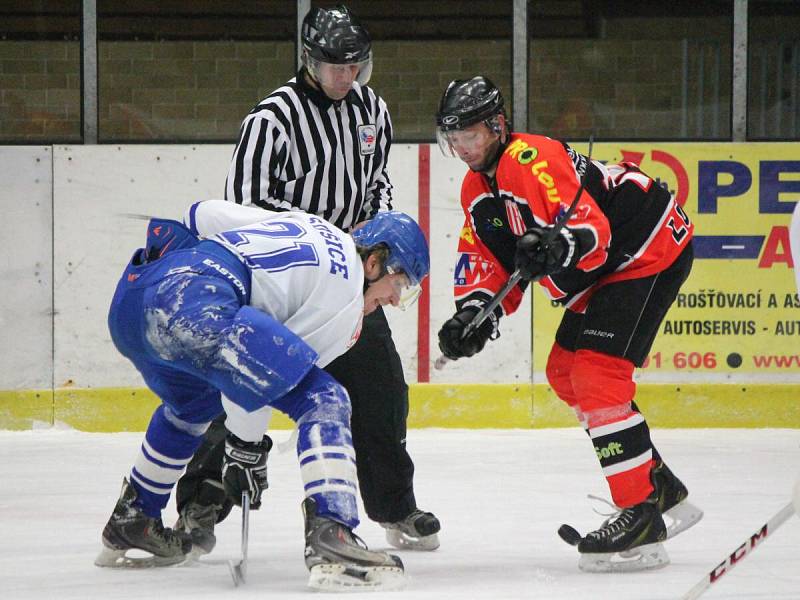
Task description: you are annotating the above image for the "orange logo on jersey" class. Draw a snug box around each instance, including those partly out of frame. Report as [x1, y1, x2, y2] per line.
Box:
[127, 273, 140, 282]
[505, 138, 530, 160]
[459, 225, 475, 245]
[505, 139, 561, 203]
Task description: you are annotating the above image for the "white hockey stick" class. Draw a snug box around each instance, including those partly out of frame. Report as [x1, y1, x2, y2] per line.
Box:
[227, 491, 251, 587]
[680, 501, 796, 600]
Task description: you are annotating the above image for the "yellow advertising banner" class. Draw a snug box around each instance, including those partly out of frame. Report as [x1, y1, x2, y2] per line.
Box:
[533, 142, 800, 383]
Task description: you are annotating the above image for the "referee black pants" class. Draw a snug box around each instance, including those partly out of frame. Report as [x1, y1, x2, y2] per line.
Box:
[175, 306, 417, 525]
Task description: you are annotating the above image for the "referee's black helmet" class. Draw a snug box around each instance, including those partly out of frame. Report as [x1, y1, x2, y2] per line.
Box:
[301, 5, 371, 65]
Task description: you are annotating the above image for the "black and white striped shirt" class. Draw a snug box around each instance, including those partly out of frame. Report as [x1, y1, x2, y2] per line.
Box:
[224, 69, 393, 231]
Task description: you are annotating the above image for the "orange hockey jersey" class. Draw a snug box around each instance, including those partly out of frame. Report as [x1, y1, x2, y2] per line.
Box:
[453, 133, 693, 317]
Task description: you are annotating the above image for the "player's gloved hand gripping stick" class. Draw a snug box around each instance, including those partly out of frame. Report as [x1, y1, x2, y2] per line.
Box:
[434, 136, 594, 370]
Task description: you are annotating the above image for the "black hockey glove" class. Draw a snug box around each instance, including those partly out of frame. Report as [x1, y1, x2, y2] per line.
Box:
[514, 226, 578, 282]
[222, 433, 272, 509]
[438, 306, 494, 360]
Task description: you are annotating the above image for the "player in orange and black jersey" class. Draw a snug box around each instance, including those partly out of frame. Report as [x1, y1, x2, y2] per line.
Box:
[435, 76, 703, 572]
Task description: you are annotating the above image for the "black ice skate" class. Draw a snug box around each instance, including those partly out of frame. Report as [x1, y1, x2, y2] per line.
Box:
[303, 498, 405, 591]
[576, 497, 669, 573]
[95, 478, 191, 568]
[381, 508, 441, 551]
[652, 460, 704, 539]
[174, 478, 226, 557]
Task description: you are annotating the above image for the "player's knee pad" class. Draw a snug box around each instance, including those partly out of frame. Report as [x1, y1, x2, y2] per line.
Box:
[213, 305, 319, 412]
[275, 366, 358, 528]
[271, 366, 351, 425]
[546, 342, 578, 407]
[571, 349, 636, 421]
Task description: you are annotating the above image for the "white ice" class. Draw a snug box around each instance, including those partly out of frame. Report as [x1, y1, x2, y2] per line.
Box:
[1, 427, 798, 599]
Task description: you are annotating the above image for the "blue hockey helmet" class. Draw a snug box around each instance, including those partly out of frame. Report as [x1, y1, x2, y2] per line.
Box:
[352, 211, 430, 286]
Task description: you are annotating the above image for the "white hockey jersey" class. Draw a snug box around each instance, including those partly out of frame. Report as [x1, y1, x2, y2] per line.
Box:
[184, 200, 365, 368]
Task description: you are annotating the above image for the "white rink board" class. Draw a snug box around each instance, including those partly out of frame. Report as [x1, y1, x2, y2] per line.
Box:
[0, 146, 53, 389]
[381, 144, 421, 379]
[0, 144, 531, 390]
[426, 148, 532, 384]
[52, 145, 233, 388]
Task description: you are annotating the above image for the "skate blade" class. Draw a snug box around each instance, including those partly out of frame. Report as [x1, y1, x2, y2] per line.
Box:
[385, 528, 440, 551]
[664, 500, 703, 539]
[578, 542, 670, 573]
[183, 545, 212, 562]
[94, 545, 187, 569]
[308, 563, 406, 592]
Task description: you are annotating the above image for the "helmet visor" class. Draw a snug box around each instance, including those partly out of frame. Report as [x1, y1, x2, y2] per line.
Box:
[436, 127, 458, 158]
[386, 265, 422, 311]
[436, 123, 499, 161]
[306, 53, 373, 90]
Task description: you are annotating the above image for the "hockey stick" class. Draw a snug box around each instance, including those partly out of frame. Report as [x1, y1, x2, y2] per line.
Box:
[680, 501, 796, 600]
[227, 491, 250, 587]
[434, 135, 594, 371]
[433, 270, 522, 370]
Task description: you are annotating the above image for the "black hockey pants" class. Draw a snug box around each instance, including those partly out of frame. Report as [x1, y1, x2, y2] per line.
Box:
[175, 306, 417, 525]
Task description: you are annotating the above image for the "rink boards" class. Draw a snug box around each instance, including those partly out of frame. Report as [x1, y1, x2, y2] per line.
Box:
[0, 143, 798, 430]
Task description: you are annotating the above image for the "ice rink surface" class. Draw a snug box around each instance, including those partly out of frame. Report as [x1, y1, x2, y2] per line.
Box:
[1, 427, 798, 600]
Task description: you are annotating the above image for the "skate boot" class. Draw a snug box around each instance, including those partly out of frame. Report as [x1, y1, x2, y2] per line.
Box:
[174, 478, 226, 557]
[652, 460, 703, 539]
[381, 508, 441, 551]
[95, 478, 192, 568]
[303, 498, 405, 591]
[577, 496, 669, 573]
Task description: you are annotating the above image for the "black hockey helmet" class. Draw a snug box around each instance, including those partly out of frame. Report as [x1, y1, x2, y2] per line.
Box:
[301, 5, 371, 65]
[436, 76, 506, 132]
[436, 76, 509, 169]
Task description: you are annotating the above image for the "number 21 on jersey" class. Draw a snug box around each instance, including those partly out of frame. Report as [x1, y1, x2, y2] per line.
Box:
[216, 221, 320, 272]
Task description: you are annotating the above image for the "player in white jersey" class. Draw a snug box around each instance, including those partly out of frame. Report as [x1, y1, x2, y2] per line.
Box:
[95, 200, 429, 591]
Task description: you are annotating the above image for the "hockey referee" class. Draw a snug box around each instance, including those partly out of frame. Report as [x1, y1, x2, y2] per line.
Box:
[173, 5, 441, 555]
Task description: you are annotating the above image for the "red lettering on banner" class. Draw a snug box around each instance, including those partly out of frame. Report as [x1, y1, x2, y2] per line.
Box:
[651, 150, 690, 207]
[619, 149, 689, 207]
[759, 226, 794, 268]
[620, 150, 646, 166]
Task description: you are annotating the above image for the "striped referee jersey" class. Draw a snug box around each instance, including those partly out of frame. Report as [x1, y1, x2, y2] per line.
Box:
[225, 69, 393, 231]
